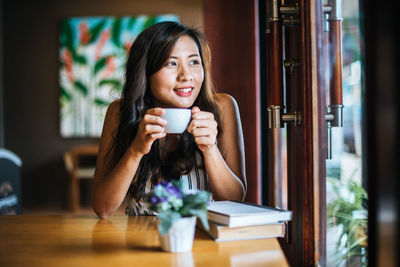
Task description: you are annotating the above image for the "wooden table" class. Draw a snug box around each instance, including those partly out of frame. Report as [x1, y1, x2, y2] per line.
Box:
[0, 215, 289, 267]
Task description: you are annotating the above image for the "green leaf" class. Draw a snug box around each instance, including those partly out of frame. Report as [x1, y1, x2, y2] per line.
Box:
[142, 16, 156, 30]
[60, 19, 74, 51]
[93, 98, 109, 106]
[88, 20, 106, 44]
[128, 17, 138, 29]
[111, 18, 122, 46]
[98, 79, 121, 88]
[326, 177, 368, 263]
[94, 57, 108, 75]
[116, 83, 123, 92]
[158, 211, 181, 235]
[60, 87, 72, 101]
[73, 53, 87, 65]
[179, 192, 209, 216]
[190, 209, 209, 230]
[74, 80, 88, 96]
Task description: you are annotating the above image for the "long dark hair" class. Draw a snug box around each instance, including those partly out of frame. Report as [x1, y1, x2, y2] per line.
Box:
[108, 21, 220, 200]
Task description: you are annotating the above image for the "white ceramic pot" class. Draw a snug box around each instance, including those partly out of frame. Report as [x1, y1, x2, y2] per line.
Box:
[158, 216, 196, 253]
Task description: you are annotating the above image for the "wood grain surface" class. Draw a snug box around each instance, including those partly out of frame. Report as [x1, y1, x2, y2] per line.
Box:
[0, 215, 289, 267]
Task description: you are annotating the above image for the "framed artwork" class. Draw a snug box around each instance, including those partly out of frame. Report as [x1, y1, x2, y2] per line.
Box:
[59, 15, 179, 137]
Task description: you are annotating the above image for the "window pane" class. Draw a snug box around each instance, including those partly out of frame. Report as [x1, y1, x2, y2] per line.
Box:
[326, 1, 367, 266]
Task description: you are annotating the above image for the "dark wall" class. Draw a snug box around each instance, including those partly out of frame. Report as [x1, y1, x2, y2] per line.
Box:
[2, 0, 203, 207]
[0, 0, 4, 147]
[362, 0, 400, 266]
[203, 0, 261, 204]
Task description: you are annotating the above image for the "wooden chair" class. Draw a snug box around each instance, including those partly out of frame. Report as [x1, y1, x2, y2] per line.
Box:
[63, 144, 99, 213]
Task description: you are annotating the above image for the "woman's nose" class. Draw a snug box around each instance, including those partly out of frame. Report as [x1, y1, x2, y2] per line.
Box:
[178, 67, 193, 82]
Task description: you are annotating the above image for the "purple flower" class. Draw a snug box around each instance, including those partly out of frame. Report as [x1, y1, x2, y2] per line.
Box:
[165, 183, 180, 197]
[150, 196, 159, 204]
[160, 196, 169, 202]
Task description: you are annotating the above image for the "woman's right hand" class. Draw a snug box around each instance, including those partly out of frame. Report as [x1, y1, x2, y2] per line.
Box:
[129, 108, 167, 156]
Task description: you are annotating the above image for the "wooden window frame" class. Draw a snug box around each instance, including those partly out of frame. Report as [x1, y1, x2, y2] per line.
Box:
[263, 0, 327, 265]
[204, 0, 327, 265]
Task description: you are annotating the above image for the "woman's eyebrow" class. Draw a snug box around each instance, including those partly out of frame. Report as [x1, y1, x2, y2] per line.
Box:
[169, 54, 200, 59]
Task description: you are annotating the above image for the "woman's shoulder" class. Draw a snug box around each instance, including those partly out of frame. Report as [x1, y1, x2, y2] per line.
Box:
[106, 99, 121, 118]
[108, 99, 121, 110]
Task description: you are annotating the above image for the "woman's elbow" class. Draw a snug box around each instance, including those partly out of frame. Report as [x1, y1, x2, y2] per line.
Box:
[92, 203, 111, 219]
[96, 212, 109, 219]
[92, 195, 114, 219]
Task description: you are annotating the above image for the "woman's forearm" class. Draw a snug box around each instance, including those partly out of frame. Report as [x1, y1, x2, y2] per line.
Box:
[92, 149, 143, 218]
[202, 145, 246, 201]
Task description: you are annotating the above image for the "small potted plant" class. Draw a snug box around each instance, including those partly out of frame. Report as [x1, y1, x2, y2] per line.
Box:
[144, 180, 210, 252]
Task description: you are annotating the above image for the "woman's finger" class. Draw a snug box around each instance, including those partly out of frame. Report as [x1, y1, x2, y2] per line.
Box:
[144, 124, 165, 134]
[188, 120, 217, 134]
[146, 107, 165, 116]
[190, 119, 217, 128]
[142, 114, 167, 126]
[192, 127, 217, 137]
[192, 111, 214, 120]
[149, 132, 167, 140]
[191, 106, 201, 113]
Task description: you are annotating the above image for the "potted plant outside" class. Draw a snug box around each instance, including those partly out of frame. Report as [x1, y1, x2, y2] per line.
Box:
[327, 177, 368, 266]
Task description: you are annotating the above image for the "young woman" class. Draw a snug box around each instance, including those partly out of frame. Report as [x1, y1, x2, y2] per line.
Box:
[92, 21, 246, 219]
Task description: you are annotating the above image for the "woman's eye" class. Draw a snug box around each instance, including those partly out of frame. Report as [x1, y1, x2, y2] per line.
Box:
[166, 61, 177, 67]
[190, 60, 201, 65]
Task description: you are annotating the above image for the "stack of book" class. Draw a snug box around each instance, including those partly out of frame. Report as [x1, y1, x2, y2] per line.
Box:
[198, 201, 292, 242]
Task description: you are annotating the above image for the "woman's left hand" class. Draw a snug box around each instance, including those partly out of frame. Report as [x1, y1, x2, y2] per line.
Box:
[187, 106, 218, 153]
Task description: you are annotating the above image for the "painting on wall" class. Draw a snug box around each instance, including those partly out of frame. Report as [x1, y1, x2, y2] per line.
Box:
[59, 15, 179, 137]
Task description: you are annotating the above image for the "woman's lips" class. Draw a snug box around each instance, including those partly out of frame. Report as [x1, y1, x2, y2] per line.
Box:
[174, 87, 193, 97]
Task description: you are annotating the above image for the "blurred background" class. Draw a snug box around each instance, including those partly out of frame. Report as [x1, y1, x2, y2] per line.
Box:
[0, 0, 399, 266]
[0, 0, 261, 214]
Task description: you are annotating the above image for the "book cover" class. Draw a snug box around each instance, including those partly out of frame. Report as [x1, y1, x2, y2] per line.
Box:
[207, 201, 292, 227]
[197, 220, 286, 242]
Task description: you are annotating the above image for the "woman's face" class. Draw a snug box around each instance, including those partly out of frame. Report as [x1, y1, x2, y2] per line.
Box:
[150, 35, 204, 108]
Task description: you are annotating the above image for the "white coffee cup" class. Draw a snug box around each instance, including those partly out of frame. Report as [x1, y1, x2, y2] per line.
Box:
[161, 108, 192, 134]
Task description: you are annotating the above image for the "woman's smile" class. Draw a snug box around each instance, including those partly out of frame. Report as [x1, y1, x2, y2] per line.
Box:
[174, 86, 194, 97]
